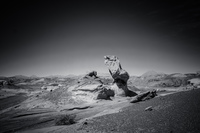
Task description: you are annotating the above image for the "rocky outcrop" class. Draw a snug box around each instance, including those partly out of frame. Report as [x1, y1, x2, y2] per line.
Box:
[0, 80, 8, 87]
[84, 71, 98, 78]
[188, 78, 200, 86]
[68, 84, 115, 103]
[67, 74, 115, 103]
[130, 90, 157, 103]
[187, 78, 200, 89]
[96, 85, 115, 100]
[104, 55, 137, 97]
[59, 56, 158, 104]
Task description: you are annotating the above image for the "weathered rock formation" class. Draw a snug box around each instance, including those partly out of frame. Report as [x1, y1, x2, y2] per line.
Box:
[84, 71, 98, 78]
[104, 55, 137, 97]
[130, 89, 157, 103]
[187, 78, 200, 89]
[68, 84, 115, 103]
[67, 71, 115, 103]
[0, 80, 7, 87]
[67, 55, 157, 103]
[96, 85, 115, 100]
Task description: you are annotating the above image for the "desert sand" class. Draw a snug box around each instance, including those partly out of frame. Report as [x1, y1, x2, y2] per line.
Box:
[0, 56, 200, 133]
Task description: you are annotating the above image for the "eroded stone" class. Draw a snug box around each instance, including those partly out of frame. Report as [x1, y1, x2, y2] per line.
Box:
[104, 55, 137, 97]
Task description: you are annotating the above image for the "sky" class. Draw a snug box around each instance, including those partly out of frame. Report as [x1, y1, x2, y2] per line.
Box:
[0, 0, 200, 77]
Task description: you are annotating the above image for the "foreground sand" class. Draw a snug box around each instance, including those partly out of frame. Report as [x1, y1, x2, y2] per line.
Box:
[81, 89, 200, 133]
[11, 89, 200, 133]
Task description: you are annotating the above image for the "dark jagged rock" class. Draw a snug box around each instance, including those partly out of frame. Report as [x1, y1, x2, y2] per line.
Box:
[130, 90, 157, 103]
[104, 55, 137, 97]
[84, 71, 98, 78]
[0, 80, 7, 87]
[97, 86, 115, 100]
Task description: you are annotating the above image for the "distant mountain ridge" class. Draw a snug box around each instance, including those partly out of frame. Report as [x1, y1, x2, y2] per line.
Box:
[129, 71, 200, 88]
[10, 75, 30, 79]
[1, 70, 200, 89]
[140, 70, 166, 78]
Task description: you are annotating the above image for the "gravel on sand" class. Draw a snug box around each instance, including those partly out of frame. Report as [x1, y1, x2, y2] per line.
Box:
[82, 89, 200, 133]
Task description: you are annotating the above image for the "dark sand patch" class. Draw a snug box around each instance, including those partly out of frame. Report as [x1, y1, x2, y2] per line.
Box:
[0, 93, 27, 111]
[0, 108, 59, 133]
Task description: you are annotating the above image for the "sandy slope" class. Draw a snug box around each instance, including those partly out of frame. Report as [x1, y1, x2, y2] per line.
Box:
[81, 89, 200, 133]
[0, 93, 27, 111]
[0, 95, 132, 133]
[11, 89, 199, 133]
